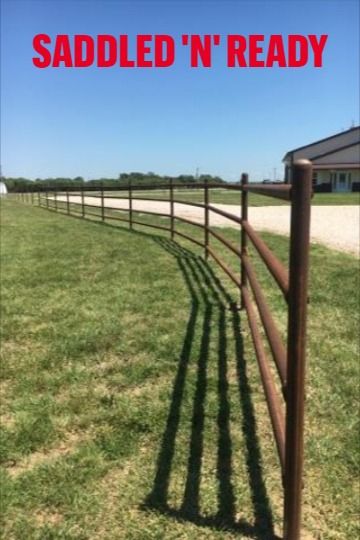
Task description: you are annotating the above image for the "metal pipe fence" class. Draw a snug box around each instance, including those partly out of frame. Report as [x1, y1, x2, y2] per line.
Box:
[16, 160, 312, 540]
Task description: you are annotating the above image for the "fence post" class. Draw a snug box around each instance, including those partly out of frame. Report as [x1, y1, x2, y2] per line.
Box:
[54, 186, 58, 211]
[240, 173, 249, 308]
[66, 188, 70, 215]
[283, 159, 312, 540]
[101, 182, 105, 222]
[31, 189, 34, 205]
[129, 180, 133, 230]
[170, 179, 174, 240]
[81, 184, 85, 218]
[37, 191, 40, 206]
[46, 186, 49, 209]
[204, 178, 209, 259]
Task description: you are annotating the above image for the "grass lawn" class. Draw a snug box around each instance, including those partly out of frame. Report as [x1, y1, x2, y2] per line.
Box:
[0, 198, 358, 539]
[80, 189, 360, 207]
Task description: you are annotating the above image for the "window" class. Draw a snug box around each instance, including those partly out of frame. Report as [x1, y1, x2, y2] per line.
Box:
[339, 173, 346, 185]
[312, 172, 318, 186]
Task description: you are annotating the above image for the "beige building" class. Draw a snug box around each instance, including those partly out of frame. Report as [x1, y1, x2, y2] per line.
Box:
[283, 126, 360, 192]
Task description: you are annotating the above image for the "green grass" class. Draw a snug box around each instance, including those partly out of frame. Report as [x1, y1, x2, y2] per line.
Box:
[310, 191, 359, 205]
[0, 198, 358, 539]
[79, 189, 359, 207]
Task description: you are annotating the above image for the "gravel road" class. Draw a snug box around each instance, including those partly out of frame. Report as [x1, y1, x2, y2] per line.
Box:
[58, 196, 359, 256]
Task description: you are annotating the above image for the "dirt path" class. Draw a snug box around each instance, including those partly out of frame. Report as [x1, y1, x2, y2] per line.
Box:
[57, 196, 359, 256]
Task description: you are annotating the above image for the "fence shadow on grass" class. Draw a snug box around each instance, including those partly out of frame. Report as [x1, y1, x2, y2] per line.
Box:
[143, 237, 278, 539]
[34, 207, 278, 538]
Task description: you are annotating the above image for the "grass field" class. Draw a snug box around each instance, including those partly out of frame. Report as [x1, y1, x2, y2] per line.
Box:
[1, 198, 359, 539]
[79, 189, 360, 207]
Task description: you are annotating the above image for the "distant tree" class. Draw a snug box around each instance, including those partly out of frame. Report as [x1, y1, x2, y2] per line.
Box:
[3, 171, 227, 192]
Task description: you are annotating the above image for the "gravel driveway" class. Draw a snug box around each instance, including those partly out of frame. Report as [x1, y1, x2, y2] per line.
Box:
[58, 196, 359, 256]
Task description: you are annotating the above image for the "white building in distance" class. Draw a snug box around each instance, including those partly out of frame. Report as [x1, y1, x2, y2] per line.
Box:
[283, 126, 360, 192]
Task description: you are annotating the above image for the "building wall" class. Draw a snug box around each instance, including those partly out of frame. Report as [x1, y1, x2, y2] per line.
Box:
[0, 182, 8, 196]
[316, 171, 330, 184]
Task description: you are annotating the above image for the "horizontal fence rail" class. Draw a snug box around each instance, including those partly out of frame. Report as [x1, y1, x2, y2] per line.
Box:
[17, 161, 312, 540]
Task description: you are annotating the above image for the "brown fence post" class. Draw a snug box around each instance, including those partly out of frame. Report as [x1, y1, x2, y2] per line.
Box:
[66, 188, 70, 215]
[204, 178, 209, 259]
[170, 179, 174, 240]
[101, 182, 105, 222]
[46, 186, 49, 209]
[240, 173, 249, 308]
[283, 159, 312, 540]
[81, 184, 85, 218]
[129, 180, 133, 230]
[54, 187, 58, 211]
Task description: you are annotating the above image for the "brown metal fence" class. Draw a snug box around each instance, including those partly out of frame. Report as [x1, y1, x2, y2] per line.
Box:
[18, 159, 312, 540]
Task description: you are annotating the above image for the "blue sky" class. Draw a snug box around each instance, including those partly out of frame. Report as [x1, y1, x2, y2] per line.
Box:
[1, 0, 359, 181]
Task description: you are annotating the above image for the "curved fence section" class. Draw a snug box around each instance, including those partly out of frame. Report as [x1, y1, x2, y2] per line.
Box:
[17, 160, 312, 540]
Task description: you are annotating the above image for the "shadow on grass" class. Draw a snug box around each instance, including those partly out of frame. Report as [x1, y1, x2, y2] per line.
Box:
[143, 238, 278, 539]
[32, 205, 278, 539]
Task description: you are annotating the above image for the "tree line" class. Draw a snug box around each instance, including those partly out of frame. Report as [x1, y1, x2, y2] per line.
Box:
[1, 172, 226, 192]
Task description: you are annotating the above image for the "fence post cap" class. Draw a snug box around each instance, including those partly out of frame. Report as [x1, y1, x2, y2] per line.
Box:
[293, 159, 312, 169]
[241, 172, 248, 184]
